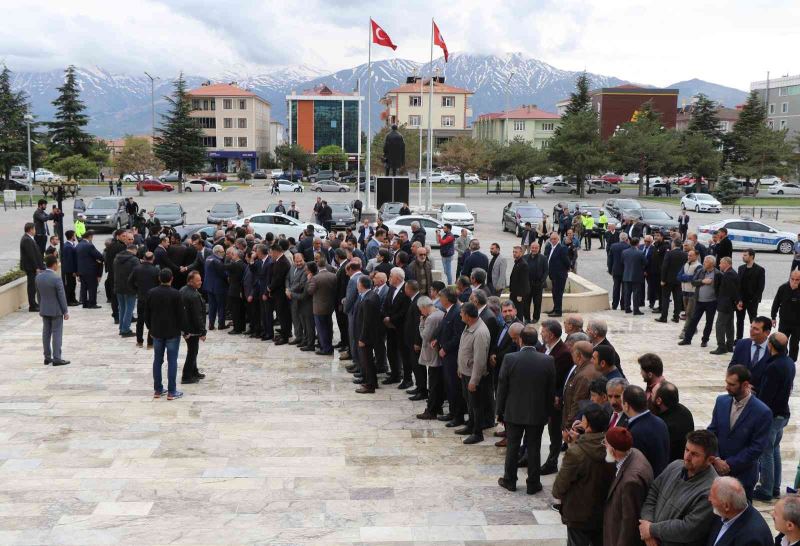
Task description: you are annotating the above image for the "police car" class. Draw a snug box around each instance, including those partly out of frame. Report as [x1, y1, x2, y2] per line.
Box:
[697, 218, 796, 254]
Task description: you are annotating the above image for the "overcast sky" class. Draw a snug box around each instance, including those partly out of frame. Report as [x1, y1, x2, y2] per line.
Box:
[3, 0, 796, 89]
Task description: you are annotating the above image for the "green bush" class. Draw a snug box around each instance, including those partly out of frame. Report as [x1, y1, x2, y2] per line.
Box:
[0, 268, 25, 287]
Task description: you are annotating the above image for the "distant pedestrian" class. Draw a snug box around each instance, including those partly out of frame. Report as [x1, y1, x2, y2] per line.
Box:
[109, 178, 115, 195]
[36, 254, 70, 366]
[116, 179, 122, 195]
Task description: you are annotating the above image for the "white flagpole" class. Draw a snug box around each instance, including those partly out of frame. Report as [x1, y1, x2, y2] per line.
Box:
[418, 69, 423, 208]
[356, 78, 361, 203]
[365, 19, 372, 212]
[426, 19, 435, 211]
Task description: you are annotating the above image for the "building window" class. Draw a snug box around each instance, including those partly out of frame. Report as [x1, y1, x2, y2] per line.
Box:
[513, 120, 525, 131]
[195, 117, 216, 129]
[239, 99, 246, 109]
[769, 103, 775, 114]
[223, 99, 232, 109]
[441, 115, 455, 127]
[238, 137, 248, 147]
[191, 99, 200, 110]
[223, 137, 233, 147]
[200, 136, 217, 147]
[782, 102, 789, 113]
[542, 122, 554, 131]
[718, 121, 728, 132]
[768, 120, 774, 129]
[409, 115, 421, 126]
[224, 118, 233, 129]
[409, 95, 422, 107]
[779, 87, 789, 97]
[780, 120, 787, 130]
[442, 96, 455, 108]
[238, 118, 247, 128]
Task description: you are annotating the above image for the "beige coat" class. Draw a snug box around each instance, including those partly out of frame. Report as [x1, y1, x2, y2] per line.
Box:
[418, 309, 444, 367]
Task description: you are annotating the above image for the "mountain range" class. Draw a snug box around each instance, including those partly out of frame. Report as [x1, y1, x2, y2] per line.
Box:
[9, 52, 749, 139]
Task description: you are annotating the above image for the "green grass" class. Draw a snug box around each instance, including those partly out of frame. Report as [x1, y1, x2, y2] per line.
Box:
[639, 196, 681, 204]
[0, 193, 45, 204]
[733, 197, 800, 207]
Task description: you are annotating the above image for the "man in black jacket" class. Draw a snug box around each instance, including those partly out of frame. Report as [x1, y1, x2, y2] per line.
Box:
[180, 271, 207, 384]
[104, 229, 128, 323]
[403, 281, 425, 398]
[355, 276, 381, 393]
[652, 382, 695, 463]
[772, 270, 800, 360]
[20, 222, 44, 311]
[113, 243, 140, 336]
[711, 256, 740, 355]
[436, 287, 466, 426]
[657, 239, 687, 323]
[509, 245, 531, 320]
[269, 244, 292, 345]
[224, 247, 247, 334]
[524, 242, 548, 323]
[715, 227, 733, 265]
[383, 268, 410, 385]
[33, 199, 54, 253]
[608, 233, 630, 310]
[736, 248, 766, 340]
[129, 251, 159, 347]
[645, 231, 669, 310]
[146, 268, 185, 400]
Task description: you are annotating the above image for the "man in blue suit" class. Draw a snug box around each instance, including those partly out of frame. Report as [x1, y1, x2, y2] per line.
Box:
[728, 316, 772, 390]
[203, 246, 228, 330]
[436, 287, 466, 427]
[608, 233, 630, 310]
[622, 237, 646, 315]
[61, 229, 80, 306]
[545, 231, 570, 317]
[708, 365, 772, 500]
[75, 231, 104, 308]
[706, 476, 773, 546]
[623, 384, 669, 476]
[461, 239, 488, 279]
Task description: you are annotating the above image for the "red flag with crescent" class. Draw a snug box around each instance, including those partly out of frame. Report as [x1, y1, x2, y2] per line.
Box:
[371, 19, 397, 50]
[433, 21, 448, 62]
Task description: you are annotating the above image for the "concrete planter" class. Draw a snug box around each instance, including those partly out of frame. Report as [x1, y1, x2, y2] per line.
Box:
[0, 277, 27, 319]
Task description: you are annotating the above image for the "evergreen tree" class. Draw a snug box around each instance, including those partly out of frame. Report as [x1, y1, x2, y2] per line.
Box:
[608, 102, 671, 195]
[678, 131, 721, 192]
[687, 93, 722, 147]
[437, 137, 490, 198]
[275, 143, 311, 173]
[153, 73, 206, 193]
[48, 65, 92, 158]
[500, 138, 549, 198]
[564, 72, 591, 116]
[712, 165, 739, 205]
[0, 66, 31, 181]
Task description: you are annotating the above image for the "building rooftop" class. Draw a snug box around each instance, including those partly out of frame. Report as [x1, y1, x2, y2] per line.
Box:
[188, 83, 259, 97]
[297, 84, 350, 96]
[385, 78, 472, 95]
[477, 105, 559, 121]
[592, 85, 679, 96]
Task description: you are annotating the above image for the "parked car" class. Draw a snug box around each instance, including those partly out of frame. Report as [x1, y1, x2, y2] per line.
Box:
[603, 198, 643, 219]
[159, 171, 184, 183]
[234, 213, 327, 240]
[308, 170, 338, 183]
[206, 202, 244, 224]
[681, 193, 721, 213]
[698, 218, 795, 254]
[420, 172, 458, 184]
[768, 182, 800, 195]
[340, 172, 365, 184]
[501, 201, 545, 236]
[328, 202, 357, 230]
[183, 179, 222, 192]
[253, 169, 268, 179]
[273, 180, 303, 192]
[378, 202, 404, 222]
[277, 170, 304, 182]
[175, 224, 217, 242]
[310, 180, 350, 192]
[83, 197, 130, 231]
[136, 179, 174, 192]
[586, 179, 621, 194]
[677, 175, 706, 186]
[202, 172, 227, 182]
[0, 178, 32, 191]
[542, 180, 578, 194]
[153, 203, 187, 227]
[383, 215, 472, 248]
[625, 208, 679, 232]
[600, 172, 624, 184]
[760, 175, 783, 186]
[10, 165, 28, 179]
[359, 177, 376, 192]
[122, 172, 153, 182]
[651, 182, 681, 196]
[33, 169, 61, 182]
[438, 202, 475, 230]
[449, 172, 480, 184]
[270, 169, 285, 178]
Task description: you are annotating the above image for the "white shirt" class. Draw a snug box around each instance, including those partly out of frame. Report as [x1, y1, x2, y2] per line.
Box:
[391, 281, 405, 302]
[544, 341, 556, 355]
[627, 410, 650, 426]
[615, 452, 630, 476]
[750, 340, 767, 363]
[548, 243, 558, 262]
[713, 508, 747, 545]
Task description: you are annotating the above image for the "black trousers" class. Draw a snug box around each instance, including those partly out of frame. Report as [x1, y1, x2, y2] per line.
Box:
[227, 295, 245, 332]
[274, 296, 292, 340]
[426, 366, 445, 414]
[511, 293, 528, 322]
[530, 284, 543, 322]
[386, 330, 403, 379]
[260, 298, 273, 338]
[374, 332, 387, 373]
[182, 335, 199, 379]
[411, 351, 427, 394]
[504, 421, 544, 487]
[25, 270, 38, 308]
[780, 323, 800, 361]
[360, 343, 378, 388]
[299, 301, 315, 347]
[611, 274, 623, 309]
[660, 282, 683, 320]
[646, 273, 660, 307]
[461, 375, 485, 437]
[335, 307, 348, 345]
[550, 275, 566, 313]
[80, 274, 98, 307]
[400, 345, 417, 384]
[684, 300, 717, 344]
[736, 300, 759, 340]
[623, 281, 643, 312]
[443, 356, 466, 420]
[106, 277, 118, 318]
[64, 273, 78, 304]
[136, 299, 152, 345]
[35, 234, 47, 254]
[545, 410, 563, 464]
[247, 297, 262, 334]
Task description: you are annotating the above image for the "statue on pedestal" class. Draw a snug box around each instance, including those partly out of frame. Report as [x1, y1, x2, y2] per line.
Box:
[383, 124, 405, 176]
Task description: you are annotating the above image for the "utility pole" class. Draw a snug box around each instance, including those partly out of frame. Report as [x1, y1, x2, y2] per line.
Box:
[144, 72, 159, 197]
[24, 114, 33, 207]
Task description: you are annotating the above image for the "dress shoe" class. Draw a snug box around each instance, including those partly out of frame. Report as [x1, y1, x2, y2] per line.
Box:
[445, 419, 465, 428]
[517, 455, 528, 468]
[408, 393, 427, 401]
[51, 359, 70, 366]
[87, 305, 101, 309]
[260, 336, 274, 341]
[416, 410, 438, 420]
[355, 386, 375, 394]
[131, 317, 137, 322]
[274, 338, 288, 346]
[243, 330, 254, 336]
[181, 377, 199, 384]
[633, 311, 644, 316]
[406, 387, 419, 395]
[315, 350, 334, 355]
[751, 490, 774, 502]
[43, 358, 51, 365]
[300, 345, 316, 352]
[345, 365, 359, 373]
[710, 347, 727, 355]
[228, 330, 244, 335]
[493, 430, 507, 438]
[498, 477, 516, 492]
[382, 376, 400, 385]
[540, 461, 558, 475]
[678, 340, 691, 346]
[120, 331, 135, 338]
[68, 301, 80, 307]
[495, 438, 507, 447]
[208, 325, 215, 331]
[218, 324, 230, 330]
[527, 483, 544, 495]
[146, 343, 153, 349]
[339, 352, 352, 361]
[454, 426, 473, 435]
[654, 317, 667, 323]
[288, 338, 300, 345]
[136, 341, 143, 348]
[625, 309, 632, 314]
[196, 372, 206, 379]
[437, 413, 454, 422]
[463, 434, 484, 445]
[671, 317, 680, 323]
[701, 340, 708, 348]
[398, 380, 413, 390]
[352, 377, 364, 384]
[547, 312, 562, 317]
[114, 319, 120, 325]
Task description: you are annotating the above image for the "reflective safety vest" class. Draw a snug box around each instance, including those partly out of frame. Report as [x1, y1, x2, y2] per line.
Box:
[598, 213, 608, 228]
[582, 215, 595, 230]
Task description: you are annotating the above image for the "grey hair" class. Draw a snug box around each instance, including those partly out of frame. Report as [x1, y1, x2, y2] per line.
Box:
[469, 239, 480, 250]
[565, 332, 590, 345]
[564, 314, 583, 331]
[619, 232, 629, 242]
[782, 495, 800, 527]
[713, 477, 748, 513]
[606, 377, 629, 391]
[417, 296, 434, 310]
[586, 319, 608, 338]
[390, 267, 405, 281]
[212, 244, 225, 257]
[411, 221, 420, 230]
[540, 318, 562, 338]
[471, 289, 488, 306]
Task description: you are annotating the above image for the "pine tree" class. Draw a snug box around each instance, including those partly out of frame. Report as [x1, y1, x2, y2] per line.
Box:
[687, 93, 722, 147]
[712, 165, 739, 205]
[48, 65, 92, 158]
[153, 73, 206, 193]
[0, 66, 31, 181]
[564, 72, 591, 115]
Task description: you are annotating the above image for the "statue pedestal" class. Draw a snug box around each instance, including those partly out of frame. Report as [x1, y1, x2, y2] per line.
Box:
[360, 207, 378, 224]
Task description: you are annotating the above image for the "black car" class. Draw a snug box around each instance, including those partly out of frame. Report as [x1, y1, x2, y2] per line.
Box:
[626, 208, 679, 232]
[175, 224, 217, 242]
[501, 201, 545, 236]
[0, 178, 32, 191]
[328, 202, 356, 230]
[603, 198, 643, 219]
[651, 182, 681, 196]
[206, 202, 244, 224]
[253, 169, 268, 179]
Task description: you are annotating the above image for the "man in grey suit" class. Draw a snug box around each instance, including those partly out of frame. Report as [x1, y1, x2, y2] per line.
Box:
[497, 324, 556, 494]
[488, 243, 508, 296]
[35, 254, 70, 366]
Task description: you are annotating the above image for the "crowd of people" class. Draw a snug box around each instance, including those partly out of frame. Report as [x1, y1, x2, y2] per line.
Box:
[18, 198, 800, 546]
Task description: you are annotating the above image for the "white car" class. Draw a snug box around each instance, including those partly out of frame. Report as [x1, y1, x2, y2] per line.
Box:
[275, 180, 303, 192]
[420, 172, 458, 184]
[449, 173, 480, 184]
[681, 193, 721, 213]
[439, 202, 475, 230]
[768, 182, 800, 195]
[697, 218, 795, 254]
[761, 175, 783, 186]
[382, 215, 472, 248]
[183, 179, 222, 192]
[233, 213, 327, 240]
[33, 169, 61, 182]
[269, 169, 284, 178]
[122, 173, 153, 182]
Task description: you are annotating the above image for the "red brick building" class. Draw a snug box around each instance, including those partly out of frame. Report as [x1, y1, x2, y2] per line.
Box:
[591, 85, 679, 140]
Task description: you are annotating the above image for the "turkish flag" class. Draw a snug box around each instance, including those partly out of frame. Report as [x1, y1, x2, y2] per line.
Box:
[433, 21, 448, 62]
[371, 19, 397, 50]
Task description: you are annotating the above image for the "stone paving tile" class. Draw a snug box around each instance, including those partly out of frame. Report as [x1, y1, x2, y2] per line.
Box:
[0, 300, 797, 544]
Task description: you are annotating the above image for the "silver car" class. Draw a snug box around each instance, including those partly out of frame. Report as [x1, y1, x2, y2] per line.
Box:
[310, 180, 350, 192]
[83, 197, 130, 231]
[542, 180, 578, 194]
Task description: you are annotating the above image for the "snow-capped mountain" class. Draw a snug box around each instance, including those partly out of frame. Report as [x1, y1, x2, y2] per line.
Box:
[10, 54, 747, 138]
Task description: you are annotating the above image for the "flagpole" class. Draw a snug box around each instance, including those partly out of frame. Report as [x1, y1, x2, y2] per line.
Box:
[356, 78, 362, 204]
[418, 69, 423, 208]
[365, 18, 373, 213]
[426, 18, 434, 211]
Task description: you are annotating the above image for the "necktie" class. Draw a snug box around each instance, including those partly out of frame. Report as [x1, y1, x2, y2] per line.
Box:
[753, 344, 761, 363]
[610, 412, 619, 428]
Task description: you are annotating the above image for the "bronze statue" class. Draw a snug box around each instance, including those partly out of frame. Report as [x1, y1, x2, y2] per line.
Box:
[383, 124, 405, 176]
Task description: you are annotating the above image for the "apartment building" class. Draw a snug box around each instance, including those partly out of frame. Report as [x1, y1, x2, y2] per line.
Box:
[752, 74, 800, 137]
[472, 105, 560, 148]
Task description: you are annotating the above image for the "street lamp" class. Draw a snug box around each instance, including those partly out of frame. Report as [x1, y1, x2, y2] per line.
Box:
[504, 70, 516, 145]
[144, 72, 159, 139]
[24, 114, 34, 206]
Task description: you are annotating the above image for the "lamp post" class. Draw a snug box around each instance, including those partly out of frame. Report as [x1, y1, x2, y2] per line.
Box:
[24, 114, 34, 206]
[504, 70, 515, 145]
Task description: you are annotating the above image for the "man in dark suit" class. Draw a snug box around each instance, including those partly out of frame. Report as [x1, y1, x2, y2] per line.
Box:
[20, 222, 44, 311]
[402, 281, 425, 397]
[603, 223, 620, 257]
[75, 231, 103, 308]
[268, 244, 291, 345]
[61, 230, 79, 306]
[657, 238, 687, 323]
[223, 247, 247, 334]
[645, 231, 669, 310]
[539, 319, 573, 474]
[508, 245, 530, 320]
[622, 237, 646, 315]
[729, 316, 772, 391]
[708, 365, 772, 499]
[653, 382, 695, 463]
[355, 276, 381, 394]
[461, 239, 488, 279]
[33, 199, 54, 253]
[436, 287, 466, 427]
[715, 227, 733, 265]
[736, 249, 766, 340]
[773, 496, 800, 546]
[623, 384, 670, 476]
[677, 211, 690, 242]
[608, 233, 630, 310]
[545, 232, 570, 317]
[497, 325, 555, 494]
[383, 268, 410, 385]
[606, 377, 630, 429]
[129, 251, 160, 348]
[36, 254, 70, 366]
[524, 241, 548, 323]
[712, 256, 740, 355]
[706, 476, 773, 546]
